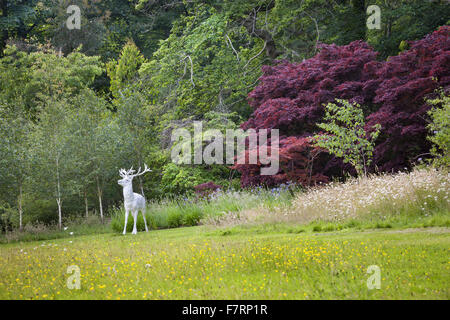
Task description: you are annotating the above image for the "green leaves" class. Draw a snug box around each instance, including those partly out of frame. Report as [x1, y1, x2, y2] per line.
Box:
[138, 6, 263, 119]
[107, 40, 146, 100]
[0, 45, 103, 114]
[427, 90, 450, 168]
[314, 99, 380, 177]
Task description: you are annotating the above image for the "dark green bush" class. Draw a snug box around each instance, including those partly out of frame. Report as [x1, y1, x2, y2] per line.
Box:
[182, 208, 203, 226]
[167, 211, 183, 228]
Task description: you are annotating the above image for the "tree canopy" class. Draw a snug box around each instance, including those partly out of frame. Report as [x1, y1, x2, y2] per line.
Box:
[0, 0, 448, 229]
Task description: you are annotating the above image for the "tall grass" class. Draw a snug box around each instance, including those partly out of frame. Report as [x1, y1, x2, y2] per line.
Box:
[0, 215, 110, 243]
[209, 168, 450, 229]
[110, 184, 299, 233]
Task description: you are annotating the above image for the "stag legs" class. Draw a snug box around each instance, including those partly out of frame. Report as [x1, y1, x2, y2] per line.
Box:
[142, 209, 149, 232]
[123, 209, 130, 235]
[131, 210, 138, 234]
[123, 209, 148, 235]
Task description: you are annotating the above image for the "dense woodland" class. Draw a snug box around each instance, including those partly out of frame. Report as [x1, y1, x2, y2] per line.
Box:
[0, 0, 449, 231]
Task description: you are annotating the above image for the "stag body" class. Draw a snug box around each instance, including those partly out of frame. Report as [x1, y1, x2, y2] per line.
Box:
[118, 165, 151, 235]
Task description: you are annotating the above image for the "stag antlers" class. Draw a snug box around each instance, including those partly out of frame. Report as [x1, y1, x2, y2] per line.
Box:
[119, 164, 152, 178]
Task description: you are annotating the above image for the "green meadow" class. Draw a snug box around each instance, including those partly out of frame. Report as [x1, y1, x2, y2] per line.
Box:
[0, 225, 448, 300]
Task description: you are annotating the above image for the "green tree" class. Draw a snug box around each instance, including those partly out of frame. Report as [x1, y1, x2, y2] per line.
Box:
[28, 98, 80, 229]
[106, 40, 146, 100]
[65, 90, 131, 222]
[314, 99, 381, 177]
[138, 5, 265, 120]
[114, 87, 157, 198]
[162, 111, 243, 194]
[366, 0, 450, 58]
[0, 0, 53, 56]
[0, 98, 30, 230]
[48, 0, 107, 56]
[427, 90, 450, 168]
[0, 45, 103, 114]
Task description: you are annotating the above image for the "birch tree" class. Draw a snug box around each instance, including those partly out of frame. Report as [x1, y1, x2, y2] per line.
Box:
[29, 98, 79, 229]
[116, 89, 154, 199]
[0, 99, 30, 230]
[64, 90, 129, 223]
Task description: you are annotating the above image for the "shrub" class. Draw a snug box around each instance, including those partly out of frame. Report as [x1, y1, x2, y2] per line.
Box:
[366, 26, 450, 171]
[314, 99, 381, 177]
[237, 40, 379, 186]
[167, 211, 183, 228]
[427, 89, 450, 168]
[237, 27, 450, 186]
[23, 221, 49, 234]
[194, 182, 222, 199]
[182, 208, 203, 226]
[85, 215, 102, 226]
[22, 194, 58, 225]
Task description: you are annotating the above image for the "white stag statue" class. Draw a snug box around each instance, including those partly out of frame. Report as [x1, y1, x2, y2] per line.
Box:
[118, 164, 151, 235]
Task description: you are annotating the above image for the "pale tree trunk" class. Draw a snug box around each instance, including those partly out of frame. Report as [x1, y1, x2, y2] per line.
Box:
[96, 176, 104, 223]
[360, 148, 368, 178]
[57, 198, 62, 230]
[18, 184, 23, 231]
[84, 190, 89, 219]
[138, 175, 145, 199]
[56, 157, 62, 230]
[137, 158, 146, 199]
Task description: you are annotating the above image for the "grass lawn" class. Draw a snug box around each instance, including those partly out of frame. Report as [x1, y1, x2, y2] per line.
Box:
[0, 225, 448, 300]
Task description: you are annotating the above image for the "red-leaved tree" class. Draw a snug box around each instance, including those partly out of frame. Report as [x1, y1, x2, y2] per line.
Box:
[235, 26, 450, 187]
[235, 41, 380, 187]
[367, 25, 450, 171]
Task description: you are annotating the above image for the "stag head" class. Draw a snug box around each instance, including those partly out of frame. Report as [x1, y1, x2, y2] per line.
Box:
[118, 164, 152, 187]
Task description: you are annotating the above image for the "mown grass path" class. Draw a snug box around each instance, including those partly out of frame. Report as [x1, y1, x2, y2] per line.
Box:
[0, 226, 449, 299]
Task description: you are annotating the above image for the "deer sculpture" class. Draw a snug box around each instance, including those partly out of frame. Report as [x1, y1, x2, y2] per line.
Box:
[118, 164, 152, 235]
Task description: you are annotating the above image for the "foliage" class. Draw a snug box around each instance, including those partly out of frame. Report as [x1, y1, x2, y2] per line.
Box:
[194, 182, 222, 198]
[0, 0, 180, 60]
[427, 89, 450, 168]
[314, 99, 381, 177]
[0, 98, 30, 203]
[137, 2, 276, 120]
[106, 40, 146, 100]
[367, 26, 450, 171]
[160, 163, 224, 195]
[159, 111, 243, 195]
[1, 1, 449, 231]
[28, 97, 83, 228]
[237, 40, 379, 186]
[365, 0, 450, 59]
[0, 0, 54, 55]
[239, 26, 450, 186]
[0, 45, 103, 114]
[65, 90, 131, 221]
[46, 0, 107, 56]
